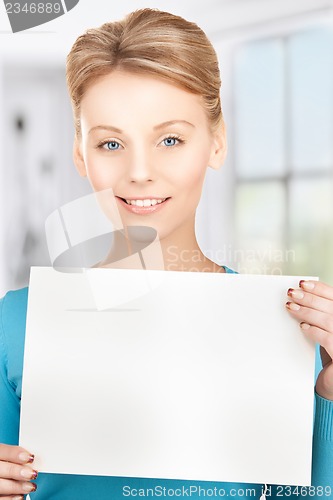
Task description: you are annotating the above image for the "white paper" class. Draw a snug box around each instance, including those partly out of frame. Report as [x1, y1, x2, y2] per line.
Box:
[20, 267, 318, 486]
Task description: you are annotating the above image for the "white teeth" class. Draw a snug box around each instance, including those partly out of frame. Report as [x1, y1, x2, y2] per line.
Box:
[125, 198, 166, 207]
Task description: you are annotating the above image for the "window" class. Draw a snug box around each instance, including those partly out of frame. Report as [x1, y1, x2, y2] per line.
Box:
[233, 28, 333, 282]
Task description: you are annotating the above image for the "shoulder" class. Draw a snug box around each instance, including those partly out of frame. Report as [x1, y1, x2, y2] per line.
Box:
[0, 287, 28, 399]
[1, 287, 29, 329]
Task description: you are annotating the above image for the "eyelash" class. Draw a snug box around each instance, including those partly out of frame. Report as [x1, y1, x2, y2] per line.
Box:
[96, 140, 121, 151]
[96, 134, 185, 151]
[161, 134, 185, 147]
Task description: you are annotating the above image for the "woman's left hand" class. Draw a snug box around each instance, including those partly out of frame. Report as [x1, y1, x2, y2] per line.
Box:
[286, 280, 333, 401]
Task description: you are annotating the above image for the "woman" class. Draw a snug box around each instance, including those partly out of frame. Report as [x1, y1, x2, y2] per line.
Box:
[0, 8, 332, 499]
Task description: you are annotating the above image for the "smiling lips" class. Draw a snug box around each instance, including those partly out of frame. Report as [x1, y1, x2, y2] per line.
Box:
[117, 196, 170, 214]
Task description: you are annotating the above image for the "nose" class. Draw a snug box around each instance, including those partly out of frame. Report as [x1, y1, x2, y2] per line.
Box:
[126, 145, 154, 183]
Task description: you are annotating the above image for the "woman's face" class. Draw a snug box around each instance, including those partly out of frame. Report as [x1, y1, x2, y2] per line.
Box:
[74, 70, 226, 242]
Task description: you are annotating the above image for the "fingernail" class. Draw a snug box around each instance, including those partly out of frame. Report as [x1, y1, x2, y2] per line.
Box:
[18, 452, 34, 463]
[13, 496, 24, 500]
[20, 468, 38, 479]
[23, 481, 37, 492]
[299, 280, 315, 290]
[286, 301, 301, 311]
[300, 322, 311, 330]
[288, 288, 304, 299]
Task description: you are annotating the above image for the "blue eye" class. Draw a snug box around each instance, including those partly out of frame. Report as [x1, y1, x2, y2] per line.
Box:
[163, 137, 179, 147]
[103, 141, 121, 150]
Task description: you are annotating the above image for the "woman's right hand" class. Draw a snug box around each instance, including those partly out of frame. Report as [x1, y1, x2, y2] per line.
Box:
[0, 444, 37, 499]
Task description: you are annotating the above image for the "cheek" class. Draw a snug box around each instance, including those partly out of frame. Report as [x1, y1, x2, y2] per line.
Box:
[174, 147, 210, 195]
[84, 153, 119, 191]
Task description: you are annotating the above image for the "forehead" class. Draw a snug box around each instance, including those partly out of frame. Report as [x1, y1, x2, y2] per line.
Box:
[80, 70, 208, 128]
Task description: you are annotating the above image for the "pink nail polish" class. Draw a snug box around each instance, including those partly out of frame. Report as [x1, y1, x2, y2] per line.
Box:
[18, 452, 34, 463]
[31, 469, 38, 480]
[286, 301, 301, 311]
[299, 280, 315, 290]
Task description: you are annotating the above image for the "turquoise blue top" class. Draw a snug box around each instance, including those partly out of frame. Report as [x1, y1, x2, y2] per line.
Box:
[0, 265, 332, 499]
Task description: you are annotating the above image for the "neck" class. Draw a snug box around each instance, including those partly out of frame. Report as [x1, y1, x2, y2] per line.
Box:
[158, 223, 218, 272]
[97, 218, 224, 273]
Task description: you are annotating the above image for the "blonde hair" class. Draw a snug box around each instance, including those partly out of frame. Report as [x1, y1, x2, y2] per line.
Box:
[66, 8, 223, 138]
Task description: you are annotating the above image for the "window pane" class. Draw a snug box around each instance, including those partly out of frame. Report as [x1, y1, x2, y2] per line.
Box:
[234, 40, 285, 178]
[234, 182, 287, 274]
[288, 178, 333, 282]
[289, 29, 333, 171]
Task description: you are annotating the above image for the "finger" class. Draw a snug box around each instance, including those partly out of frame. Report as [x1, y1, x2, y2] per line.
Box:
[287, 288, 333, 315]
[286, 302, 333, 337]
[0, 445, 34, 465]
[0, 460, 38, 481]
[299, 322, 333, 359]
[0, 478, 37, 495]
[0, 496, 24, 500]
[299, 280, 333, 301]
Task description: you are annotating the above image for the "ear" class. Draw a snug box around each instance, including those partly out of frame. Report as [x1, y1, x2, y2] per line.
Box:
[208, 121, 227, 170]
[73, 136, 87, 177]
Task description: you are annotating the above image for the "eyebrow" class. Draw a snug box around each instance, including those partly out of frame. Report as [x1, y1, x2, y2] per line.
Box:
[88, 120, 195, 135]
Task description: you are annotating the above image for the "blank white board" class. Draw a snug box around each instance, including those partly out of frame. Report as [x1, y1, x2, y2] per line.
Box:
[19, 267, 318, 486]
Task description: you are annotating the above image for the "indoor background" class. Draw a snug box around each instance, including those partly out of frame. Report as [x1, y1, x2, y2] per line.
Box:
[0, 0, 332, 297]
